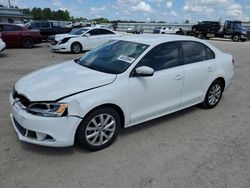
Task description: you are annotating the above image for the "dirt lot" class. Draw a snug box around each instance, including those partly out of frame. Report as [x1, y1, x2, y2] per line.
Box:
[0, 40, 249, 188]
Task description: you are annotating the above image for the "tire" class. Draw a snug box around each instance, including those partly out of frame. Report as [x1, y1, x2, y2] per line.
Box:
[201, 80, 223, 109]
[197, 33, 204, 39]
[71, 42, 82, 54]
[22, 37, 34, 48]
[232, 34, 240, 42]
[76, 107, 121, 151]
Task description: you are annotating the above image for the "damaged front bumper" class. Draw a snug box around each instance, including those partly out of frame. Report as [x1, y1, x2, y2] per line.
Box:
[9, 93, 82, 147]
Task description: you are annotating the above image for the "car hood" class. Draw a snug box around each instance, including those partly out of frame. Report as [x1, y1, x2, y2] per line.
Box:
[54, 34, 79, 41]
[15, 61, 116, 101]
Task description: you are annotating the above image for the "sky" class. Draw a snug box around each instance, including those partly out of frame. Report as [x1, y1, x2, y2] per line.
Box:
[1, 0, 250, 22]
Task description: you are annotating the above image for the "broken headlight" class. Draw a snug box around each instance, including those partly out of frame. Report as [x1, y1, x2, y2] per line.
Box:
[27, 103, 68, 117]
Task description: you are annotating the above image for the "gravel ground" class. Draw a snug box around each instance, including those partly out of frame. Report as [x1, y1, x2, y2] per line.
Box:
[0, 39, 249, 188]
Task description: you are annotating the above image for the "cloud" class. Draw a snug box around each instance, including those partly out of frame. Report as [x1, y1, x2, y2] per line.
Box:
[226, 3, 243, 17]
[166, 1, 172, 8]
[52, 0, 62, 7]
[133, 2, 153, 13]
[90, 6, 106, 14]
[170, 10, 178, 16]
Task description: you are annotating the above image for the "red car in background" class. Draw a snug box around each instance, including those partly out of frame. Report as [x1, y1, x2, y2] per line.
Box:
[0, 23, 42, 48]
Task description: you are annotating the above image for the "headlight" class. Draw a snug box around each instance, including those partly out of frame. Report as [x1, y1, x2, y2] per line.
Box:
[27, 103, 68, 117]
[59, 37, 71, 44]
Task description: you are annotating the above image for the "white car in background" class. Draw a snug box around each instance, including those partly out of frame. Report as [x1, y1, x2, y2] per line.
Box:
[10, 35, 234, 151]
[49, 27, 121, 53]
[0, 35, 6, 52]
[160, 26, 182, 34]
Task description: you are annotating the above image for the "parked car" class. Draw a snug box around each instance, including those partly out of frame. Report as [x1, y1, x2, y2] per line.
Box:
[127, 26, 144, 34]
[132, 26, 144, 34]
[0, 35, 6, 52]
[0, 23, 42, 48]
[49, 27, 121, 53]
[24, 21, 72, 40]
[153, 27, 161, 34]
[127, 27, 133, 33]
[160, 26, 182, 34]
[10, 35, 234, 151]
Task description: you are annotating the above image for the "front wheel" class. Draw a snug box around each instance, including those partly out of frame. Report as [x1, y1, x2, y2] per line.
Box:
[232, 34, 240, 42]
[76, 107, 121, 151]
[71, 42, 82, 54]
[201, 80, 223, 109]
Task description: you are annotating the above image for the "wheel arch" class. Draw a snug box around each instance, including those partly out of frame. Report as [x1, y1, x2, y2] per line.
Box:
[71, 41, 83, 52]
[203, 76, 226, 101]
[74, 103, 125, 143]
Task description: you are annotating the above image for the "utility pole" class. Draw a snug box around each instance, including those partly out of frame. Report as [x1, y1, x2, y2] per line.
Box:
[8, 0, 11, 8]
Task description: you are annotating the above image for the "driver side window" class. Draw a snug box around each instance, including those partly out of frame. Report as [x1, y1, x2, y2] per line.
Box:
[136, 42, 180, 71]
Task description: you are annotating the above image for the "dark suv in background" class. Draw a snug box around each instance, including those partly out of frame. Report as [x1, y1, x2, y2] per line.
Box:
[192, 21, 221, 33]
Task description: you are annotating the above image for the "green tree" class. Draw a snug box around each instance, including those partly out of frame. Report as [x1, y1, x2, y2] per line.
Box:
[42, 8, 52, 20]
[23, 8, 31, 15]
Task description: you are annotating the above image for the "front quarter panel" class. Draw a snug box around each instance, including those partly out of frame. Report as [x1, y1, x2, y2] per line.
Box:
[61, 75, 130, 127]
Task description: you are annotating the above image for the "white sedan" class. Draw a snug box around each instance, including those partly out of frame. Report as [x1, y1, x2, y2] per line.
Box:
[0, 36, 6, 52]
[160, 26, 181, 34]
[10, 35, 234, 151]
[50, 27, 121, 53]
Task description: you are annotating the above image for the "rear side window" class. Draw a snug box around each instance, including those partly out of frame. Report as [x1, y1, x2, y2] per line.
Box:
[30, 22, 40, 29]
[181, 41, 214, 64]
[206, 47, 215, 60]
[88, 29, 101, 35]
[4, 25, 22, 31]
[41, 22, 50, 28]
[99, 29, 115, 35]
[137, 42, 180, 71]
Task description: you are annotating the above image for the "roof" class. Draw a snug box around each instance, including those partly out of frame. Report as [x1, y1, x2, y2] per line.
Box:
[118, 34, 197, 46]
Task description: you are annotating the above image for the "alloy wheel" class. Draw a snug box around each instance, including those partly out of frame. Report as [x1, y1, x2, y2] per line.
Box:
[85, 114, 116, 146]
[208, 84, 222, 106]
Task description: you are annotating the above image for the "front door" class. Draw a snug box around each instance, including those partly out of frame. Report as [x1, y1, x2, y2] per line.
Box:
[129, 42, 184, 123]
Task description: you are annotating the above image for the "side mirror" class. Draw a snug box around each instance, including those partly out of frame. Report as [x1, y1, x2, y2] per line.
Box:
[135, 66, 154, 77]
[85, 33, 90, 37]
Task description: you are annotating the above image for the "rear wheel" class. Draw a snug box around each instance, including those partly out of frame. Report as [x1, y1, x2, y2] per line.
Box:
[22, 37, 34, 48]
[201, 80, 223, 109]
[71, 42, 82, 54]
[76, 107, 121, 151]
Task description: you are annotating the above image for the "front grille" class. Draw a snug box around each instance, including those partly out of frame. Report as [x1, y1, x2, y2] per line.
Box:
[13, 117, 26, 136]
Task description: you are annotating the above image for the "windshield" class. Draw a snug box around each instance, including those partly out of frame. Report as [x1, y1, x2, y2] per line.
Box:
[77, 40, 149, 74]
[70, 28, 89, 35]
[24, 23, 30, 28]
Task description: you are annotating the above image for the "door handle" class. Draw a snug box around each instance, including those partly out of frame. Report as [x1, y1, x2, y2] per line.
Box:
[175, 74, 183, 80]
[207, 67, 214, 72]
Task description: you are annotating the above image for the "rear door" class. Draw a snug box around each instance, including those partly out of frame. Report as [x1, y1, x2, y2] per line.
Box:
[84, 29, 103, 49]
[97, 29, 117, 43]
[180, 41, 216, 107]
